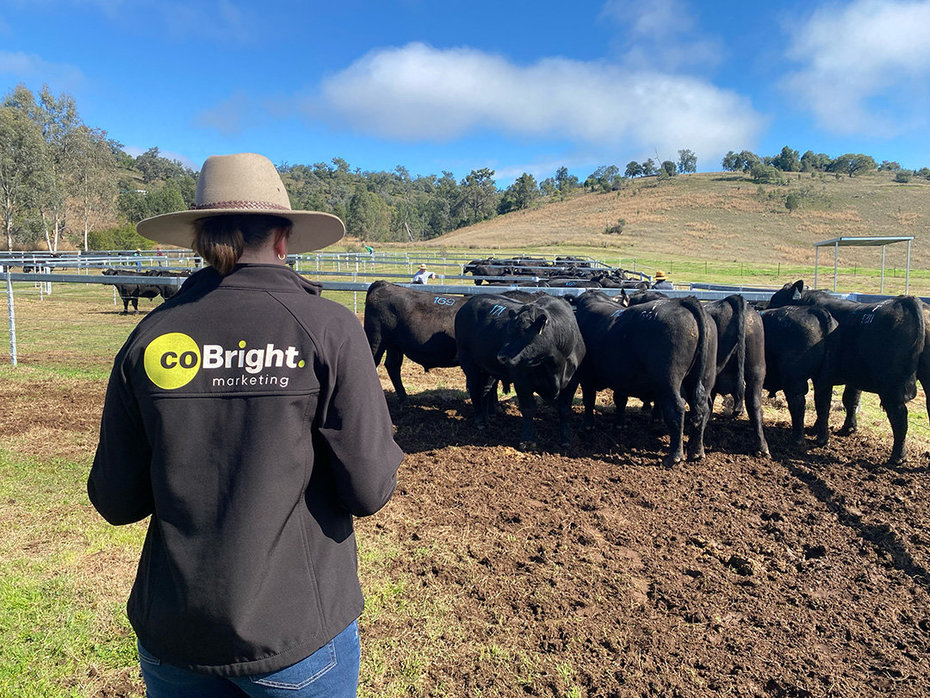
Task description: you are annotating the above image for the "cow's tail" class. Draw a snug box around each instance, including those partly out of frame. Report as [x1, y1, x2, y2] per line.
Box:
[900, 296, 926, 405]
[811, 305, 840, 386]
[680, 296, 710, 426]
[362, 311, 384, 365]
[729, 295, 747, 415]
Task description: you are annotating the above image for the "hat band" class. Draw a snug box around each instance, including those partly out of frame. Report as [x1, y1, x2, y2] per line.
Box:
[191, 200, 291, 211]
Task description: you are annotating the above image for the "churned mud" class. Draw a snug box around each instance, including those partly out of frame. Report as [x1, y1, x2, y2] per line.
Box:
[360, 365, 930, 697]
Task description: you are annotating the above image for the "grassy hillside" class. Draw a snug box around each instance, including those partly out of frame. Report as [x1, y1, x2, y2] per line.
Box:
[419, 171, 930, 293]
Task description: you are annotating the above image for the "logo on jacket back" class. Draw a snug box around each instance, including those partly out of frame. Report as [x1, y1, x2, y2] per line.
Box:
[144, 332, 305, 390]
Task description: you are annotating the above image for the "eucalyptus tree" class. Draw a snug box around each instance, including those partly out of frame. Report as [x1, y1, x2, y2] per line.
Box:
[0, 105, 46, 249]
[71, 125, 118, 250]
[677, 149, 697, 174]
[455, 168, 499, 227]
[499, 172, 539, 213]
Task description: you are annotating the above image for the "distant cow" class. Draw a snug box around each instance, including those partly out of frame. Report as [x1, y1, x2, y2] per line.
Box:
[462, 258, 511, 285]
[364, 280, 463, 402]
[102, 268, 187, 314]
[760, 305, 839, 447]
[574, 290, 717, 466]
[768, 280, 925, 463]
[455, 293, 585, 450]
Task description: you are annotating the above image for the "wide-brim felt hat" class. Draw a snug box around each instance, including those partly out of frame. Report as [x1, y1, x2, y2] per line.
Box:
[136, 153, 345, 254]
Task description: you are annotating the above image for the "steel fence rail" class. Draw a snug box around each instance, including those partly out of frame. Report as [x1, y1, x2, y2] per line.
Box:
[8, 268, 914, 367]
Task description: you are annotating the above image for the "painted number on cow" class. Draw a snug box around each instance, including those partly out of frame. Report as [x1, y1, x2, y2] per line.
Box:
[489, 304, 506, 317]
[433, 296, 456, 306]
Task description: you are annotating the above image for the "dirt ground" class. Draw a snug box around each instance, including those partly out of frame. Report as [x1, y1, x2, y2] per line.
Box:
[5, 354, 928, 696]
[359, 365, 930, 697]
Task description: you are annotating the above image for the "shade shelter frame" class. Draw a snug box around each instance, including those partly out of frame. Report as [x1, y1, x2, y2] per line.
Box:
[813, 236, 913, 294]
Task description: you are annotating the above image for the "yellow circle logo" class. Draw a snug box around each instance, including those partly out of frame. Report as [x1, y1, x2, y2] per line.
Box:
[144, 333, 201, 390]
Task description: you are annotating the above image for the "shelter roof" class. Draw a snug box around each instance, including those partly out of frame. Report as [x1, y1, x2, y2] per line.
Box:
[813, 236, 914, 247]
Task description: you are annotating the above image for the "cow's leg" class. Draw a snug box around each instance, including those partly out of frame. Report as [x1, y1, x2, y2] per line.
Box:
[120, 296, 130, 314]
[660, 390, 686, 467]
[732, 383, 746, 419]
[812, 382, 833, 446]
[464, 369, 492, 430]
[838, 386, 861, 436]
[131, 297, 139, 314]
[882, 393, 909, 465]
[613, 392, 628, 431]
[581, 380, 597, 430]
[686, 388, 710, 462]
[384, 348, 407, 403]
[514, 384, 538, 451]
[488, 381, 500, 416]
[784, 385, 808, 446]
[746, 378, 769, 457]
[557, 377, 581, 450]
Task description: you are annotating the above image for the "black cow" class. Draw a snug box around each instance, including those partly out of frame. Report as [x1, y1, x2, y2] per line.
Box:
[145, 268, 189, 301]
[102, 268, 187, 313]
[462, 258, 511, 285]
[768, 280, 925, 463]
[574, 290, 717, 466]
[704, 295, 769, 457]
[455, 293, 585, 450]
[364, 280, 463, 402]
[760, 305, 839, 447]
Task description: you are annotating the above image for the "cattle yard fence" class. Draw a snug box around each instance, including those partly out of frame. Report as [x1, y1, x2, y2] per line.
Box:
[2, 250, 918, 367]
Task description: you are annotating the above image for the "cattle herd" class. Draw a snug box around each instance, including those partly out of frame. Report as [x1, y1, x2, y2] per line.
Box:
[364, 279, 928, 466]
[462, 256, 649, 288]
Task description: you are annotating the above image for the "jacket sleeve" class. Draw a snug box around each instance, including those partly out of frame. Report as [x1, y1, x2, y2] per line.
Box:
[87, 349, 154, 525]
[315, 314, 403, 517]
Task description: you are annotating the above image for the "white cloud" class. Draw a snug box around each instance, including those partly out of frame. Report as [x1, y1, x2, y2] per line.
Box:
[599, 0, 721, 71]
[783, 0, 930, 135]
[0, 49, 85, 88]
[308, 42, 761, 166]
[601, 0, 696, 40]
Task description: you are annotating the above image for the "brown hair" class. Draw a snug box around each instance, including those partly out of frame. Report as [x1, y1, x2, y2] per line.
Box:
[192, 214, 292, 276]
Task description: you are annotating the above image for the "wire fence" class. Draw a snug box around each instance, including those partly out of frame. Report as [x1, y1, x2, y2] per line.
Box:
[3, 249, 925, 367]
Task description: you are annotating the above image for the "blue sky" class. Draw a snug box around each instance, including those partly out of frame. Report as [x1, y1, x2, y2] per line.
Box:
[2, 0, 930, 185]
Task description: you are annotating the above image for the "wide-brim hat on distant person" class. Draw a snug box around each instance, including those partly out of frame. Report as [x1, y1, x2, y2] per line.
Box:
[418, 264, 428, 270]
[654, 270, 667, 280]
[136, 153, 345, 254]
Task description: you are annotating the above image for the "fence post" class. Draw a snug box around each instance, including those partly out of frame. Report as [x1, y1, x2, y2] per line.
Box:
[6, 268, 17, 366]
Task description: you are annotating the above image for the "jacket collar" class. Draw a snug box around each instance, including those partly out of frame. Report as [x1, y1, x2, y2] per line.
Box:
[176, 264, 323, 300]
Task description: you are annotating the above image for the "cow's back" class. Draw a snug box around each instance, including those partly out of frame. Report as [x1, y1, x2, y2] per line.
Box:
[761, 305, 838, 392]
[364, 280, 460, 369]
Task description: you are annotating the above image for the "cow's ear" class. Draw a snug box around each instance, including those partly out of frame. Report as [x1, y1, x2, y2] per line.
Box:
[792, 280, 804, 300]
[531, 314, 548, 335]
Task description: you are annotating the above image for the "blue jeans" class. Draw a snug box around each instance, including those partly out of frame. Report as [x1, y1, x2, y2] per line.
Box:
[138, 620, 360, 697]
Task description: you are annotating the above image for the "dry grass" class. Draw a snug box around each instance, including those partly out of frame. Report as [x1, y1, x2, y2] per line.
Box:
[419, 171, 930, 293]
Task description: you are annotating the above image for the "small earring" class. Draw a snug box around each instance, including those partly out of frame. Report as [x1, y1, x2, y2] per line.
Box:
[277, 253, 286, 261]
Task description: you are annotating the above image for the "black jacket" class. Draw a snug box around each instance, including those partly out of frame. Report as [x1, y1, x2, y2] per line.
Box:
[88, 264, 403, 676]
